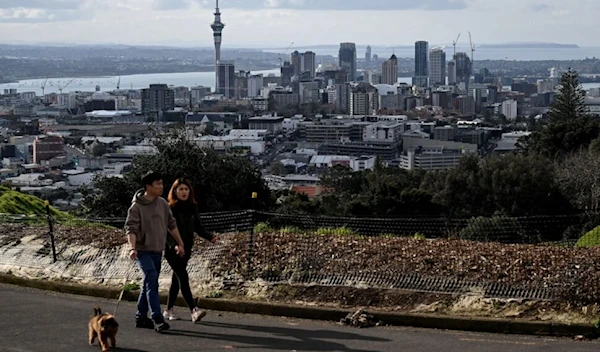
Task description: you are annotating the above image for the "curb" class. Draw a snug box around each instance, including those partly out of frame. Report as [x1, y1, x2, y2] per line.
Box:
[0, 273, 597, 338]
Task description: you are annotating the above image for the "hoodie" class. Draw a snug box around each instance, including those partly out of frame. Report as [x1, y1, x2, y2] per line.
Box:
[124, 189, 177, 253]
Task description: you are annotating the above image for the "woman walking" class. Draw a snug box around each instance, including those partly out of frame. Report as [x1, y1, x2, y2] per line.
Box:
[163, 178, 216, 322]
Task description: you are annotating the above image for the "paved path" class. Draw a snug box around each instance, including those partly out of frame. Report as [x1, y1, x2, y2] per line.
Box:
[0, 283, 598, 352]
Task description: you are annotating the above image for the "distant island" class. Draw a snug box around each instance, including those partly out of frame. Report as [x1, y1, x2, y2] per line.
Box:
[479, 43, 580, 49]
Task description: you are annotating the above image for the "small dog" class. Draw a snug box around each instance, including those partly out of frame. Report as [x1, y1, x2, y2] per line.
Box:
[88, 306, 119, 351]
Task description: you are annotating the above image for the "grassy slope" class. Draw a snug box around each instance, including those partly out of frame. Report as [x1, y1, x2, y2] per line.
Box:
[0, 186, 66, 218]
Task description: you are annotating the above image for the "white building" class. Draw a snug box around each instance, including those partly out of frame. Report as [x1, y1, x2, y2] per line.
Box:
[429, 47, 446, 86]
[247, 75, 264, 98]
[229, 129, 268, 139]
[500, 99, 518, 120]
[363, 122, 404, 142]
[400, 147, 468, 171]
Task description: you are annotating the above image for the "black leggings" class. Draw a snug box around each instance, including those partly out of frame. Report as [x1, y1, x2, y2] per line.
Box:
[165, 249, 195, 312]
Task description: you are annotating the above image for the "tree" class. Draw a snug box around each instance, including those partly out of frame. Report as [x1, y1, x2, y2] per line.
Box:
[549, 68, 589, 122]
[82, 127, 273, 217]
[125, 127, 272, 212]
[555, 150, 600, 211]
[80, 175, 137, 217]
[519, 69, 600, 157]
[91, 142, 107, 157]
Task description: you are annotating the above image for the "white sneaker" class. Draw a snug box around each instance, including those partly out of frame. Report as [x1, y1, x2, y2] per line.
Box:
[191, 307, 206, 323]
[163, 309, 180, 321]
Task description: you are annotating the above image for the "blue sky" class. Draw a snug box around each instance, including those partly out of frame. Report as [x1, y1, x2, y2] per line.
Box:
[0, 0, 597, 47]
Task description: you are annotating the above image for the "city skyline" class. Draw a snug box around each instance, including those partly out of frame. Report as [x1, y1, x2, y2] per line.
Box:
[0, 0, 598, 47]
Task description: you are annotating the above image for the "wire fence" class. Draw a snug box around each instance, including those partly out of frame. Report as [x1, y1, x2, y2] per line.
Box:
[1, 211, 600, 303]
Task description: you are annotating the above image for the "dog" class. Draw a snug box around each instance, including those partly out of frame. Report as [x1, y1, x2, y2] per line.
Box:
[88, 306, 119, 351]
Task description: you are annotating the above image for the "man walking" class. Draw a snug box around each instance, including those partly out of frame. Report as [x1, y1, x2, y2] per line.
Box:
[125, 171, 186, 333]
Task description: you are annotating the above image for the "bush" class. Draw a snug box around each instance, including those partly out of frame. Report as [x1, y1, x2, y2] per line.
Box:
[315, 227, 357, 236]
[575, 226, 600, 248]
[459, 216, 529, 243]
[254, 222, 273, 233]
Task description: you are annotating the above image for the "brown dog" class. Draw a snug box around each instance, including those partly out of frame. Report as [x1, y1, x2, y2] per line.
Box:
[88, 306, 119, 351]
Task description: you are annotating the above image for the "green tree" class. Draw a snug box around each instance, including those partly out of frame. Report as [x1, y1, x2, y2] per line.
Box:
[83, 127, 272, 216]
[80, 175, 137, 217]
[519, 69, 600, 157]
[126, 127, 272, 212]
[549, 68, 589, 122]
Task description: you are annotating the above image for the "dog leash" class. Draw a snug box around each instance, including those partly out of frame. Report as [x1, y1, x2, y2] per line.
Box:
[113, 259, 137, 317]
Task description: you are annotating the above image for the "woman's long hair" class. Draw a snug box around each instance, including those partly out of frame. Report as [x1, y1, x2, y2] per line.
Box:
[167, 178, 197, 207]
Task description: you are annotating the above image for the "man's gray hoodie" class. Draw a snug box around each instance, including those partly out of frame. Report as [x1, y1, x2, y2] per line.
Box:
[125, 189, 177, 252]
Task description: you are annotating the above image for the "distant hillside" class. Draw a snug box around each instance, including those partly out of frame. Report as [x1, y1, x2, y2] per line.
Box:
[0, 186, 65, 217]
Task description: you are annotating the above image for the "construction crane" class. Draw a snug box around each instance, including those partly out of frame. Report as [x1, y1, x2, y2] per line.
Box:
[278, 41, 294, 67]
[40, 77, 48, 97]
[468, 31, 475, 75]
[116, 76, 121, 90]
[58, 77, 76, 94]
[452, 33, 461, 58]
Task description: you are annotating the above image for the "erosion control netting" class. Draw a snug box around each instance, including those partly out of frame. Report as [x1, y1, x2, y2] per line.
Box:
[1, 211, 600, 302]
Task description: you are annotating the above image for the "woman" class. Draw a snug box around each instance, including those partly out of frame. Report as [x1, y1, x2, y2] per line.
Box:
[163, 178, 216, 322]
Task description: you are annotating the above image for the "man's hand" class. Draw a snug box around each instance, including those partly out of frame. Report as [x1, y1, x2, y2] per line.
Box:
[175, 245, 185, 257]
[129, 249, 137, 260]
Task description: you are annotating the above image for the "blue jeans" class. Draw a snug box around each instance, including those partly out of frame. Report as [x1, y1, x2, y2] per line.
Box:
[135, 251, 163, 321]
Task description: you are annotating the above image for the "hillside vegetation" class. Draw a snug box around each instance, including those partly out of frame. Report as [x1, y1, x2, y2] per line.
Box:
[0, 186, 66, 218]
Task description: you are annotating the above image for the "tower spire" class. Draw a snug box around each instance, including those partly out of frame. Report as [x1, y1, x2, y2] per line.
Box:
[211, 0, 225, 93]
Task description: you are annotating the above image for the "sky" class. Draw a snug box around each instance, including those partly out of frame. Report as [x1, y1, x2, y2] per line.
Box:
[0, 0, 598, 48]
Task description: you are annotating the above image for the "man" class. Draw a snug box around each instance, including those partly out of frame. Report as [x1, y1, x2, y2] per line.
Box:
[125, 171, 186, 333]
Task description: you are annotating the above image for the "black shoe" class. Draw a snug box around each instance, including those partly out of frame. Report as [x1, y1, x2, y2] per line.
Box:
[135, 317, 154, 329]
[153, 317, 170, 333]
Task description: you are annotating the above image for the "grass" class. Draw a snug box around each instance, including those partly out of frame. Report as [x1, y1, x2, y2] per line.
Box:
[0, 186, 66, 219]
[0, 186, 115, 229]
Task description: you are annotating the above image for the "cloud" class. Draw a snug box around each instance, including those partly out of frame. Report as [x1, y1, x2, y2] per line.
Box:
[258, 0, 469, 10]
[0, 0, 82, 9]
[152, 0, 193, 10]
[161, 0, 469, 11]
[531, 4, 552, 11]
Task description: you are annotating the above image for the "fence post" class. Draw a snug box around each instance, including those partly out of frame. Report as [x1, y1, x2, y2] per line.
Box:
[246, 192, 258, 280]
[44, 200, 57, 263]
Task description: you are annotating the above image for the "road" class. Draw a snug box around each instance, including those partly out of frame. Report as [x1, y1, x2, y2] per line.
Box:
[0, 283, 598, 352]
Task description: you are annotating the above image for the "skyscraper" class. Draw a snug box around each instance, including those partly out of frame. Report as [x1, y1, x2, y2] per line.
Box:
[381, 54, 398, 85]
[211, 0, 225, 93]
[413, 41, 429, 87]
[429, 47, 446, 86]
[217, 61, 235, 98]
[365, 45, 372, 63]
[302, 51, 316, 78]
[339, 42, 357, 82]
[290, 50, 302, 77]
[454, 52, 472, 87]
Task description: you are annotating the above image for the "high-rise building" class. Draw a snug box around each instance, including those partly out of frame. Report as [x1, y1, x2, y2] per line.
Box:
[217, 61, 235, 98]
[429, 47, 446, 86]
[413, 41, 429, 87]
[448, 61, 457, 85]
[248, 74, 264, 98]
[349, 83, 379, 115]
[381, 54, 398, 85]
[365, 45, 372, 63]
[141, 84, 175, 116]
[211, 0, 225, 93]
[302, 51, 316, 78]
[280, 61, 294, 87]
[454, 52, 472, 87]
[290, 51, 302, 77]
[339, 42, 357, 82]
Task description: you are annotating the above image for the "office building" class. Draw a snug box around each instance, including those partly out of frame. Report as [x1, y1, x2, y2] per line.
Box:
[339, 42, 357, 82]
[413, 41, 429, 87]
[381, 54, 398, 85]
[429, 47, 446, 86]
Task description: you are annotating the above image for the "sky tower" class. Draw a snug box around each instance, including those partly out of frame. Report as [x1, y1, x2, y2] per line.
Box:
[211, 0, 225, 93]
